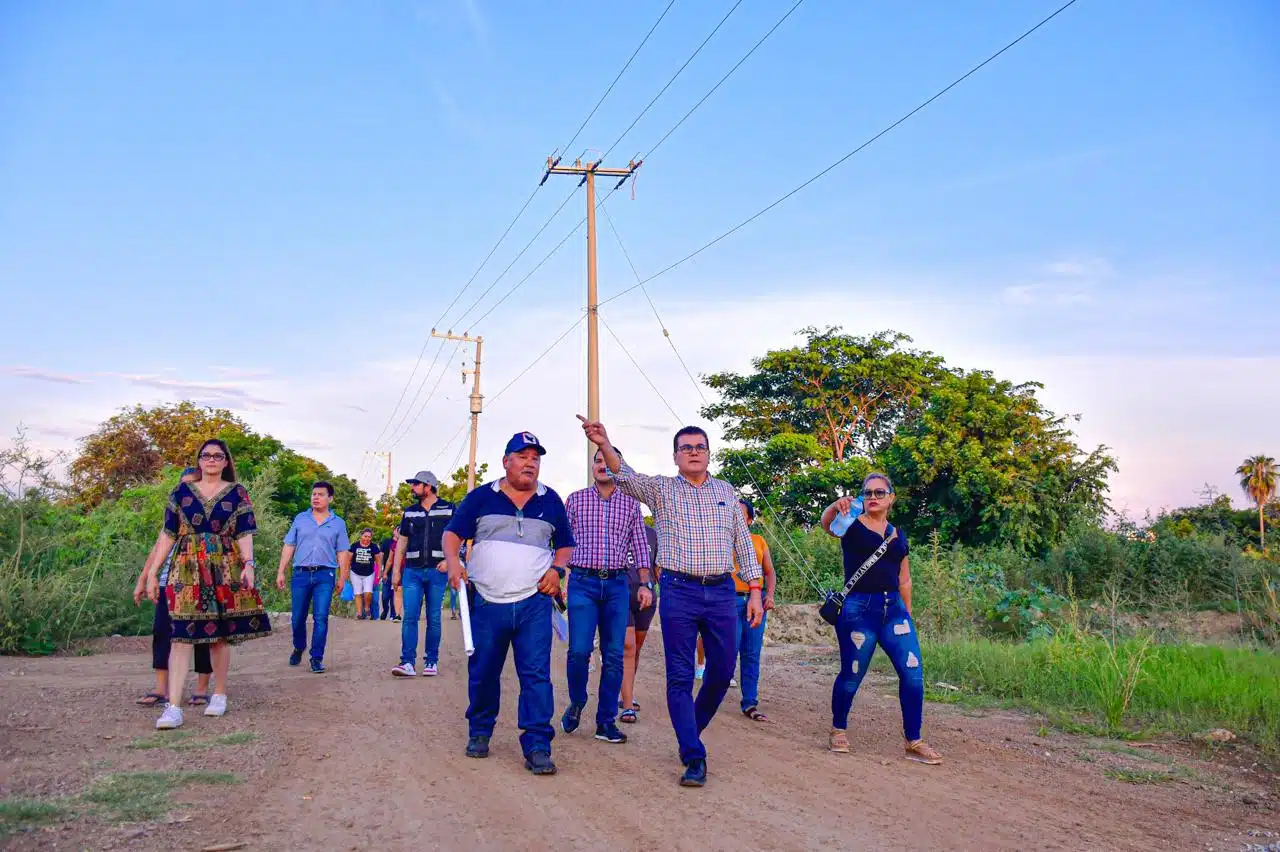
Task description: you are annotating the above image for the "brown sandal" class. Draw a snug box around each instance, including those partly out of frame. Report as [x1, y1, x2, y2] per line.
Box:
[905, 739, 943, 765]
[829, 728, 850, 753]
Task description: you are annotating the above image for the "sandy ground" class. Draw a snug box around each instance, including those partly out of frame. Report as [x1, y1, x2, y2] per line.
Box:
[1, 615, 1276, 851]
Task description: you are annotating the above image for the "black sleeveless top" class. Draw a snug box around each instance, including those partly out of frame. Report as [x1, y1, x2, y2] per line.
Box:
[839, 517, 910, 593]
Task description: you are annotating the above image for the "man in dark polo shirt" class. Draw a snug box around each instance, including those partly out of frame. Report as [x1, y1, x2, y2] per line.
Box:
[443, 431, 574, 776]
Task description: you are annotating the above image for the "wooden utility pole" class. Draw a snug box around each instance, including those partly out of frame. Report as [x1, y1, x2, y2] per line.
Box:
[541, 155, 641, 477]
[432, 329, 484, 493]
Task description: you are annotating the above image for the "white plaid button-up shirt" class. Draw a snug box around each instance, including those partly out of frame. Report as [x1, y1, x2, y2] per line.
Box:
[612, 462, 762, 583]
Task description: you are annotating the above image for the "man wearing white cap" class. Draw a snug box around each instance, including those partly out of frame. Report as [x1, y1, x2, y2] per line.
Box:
[390, 470, 455, 678]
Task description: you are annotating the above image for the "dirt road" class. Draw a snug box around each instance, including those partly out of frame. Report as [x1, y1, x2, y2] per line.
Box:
[1, 616, 1275, 851]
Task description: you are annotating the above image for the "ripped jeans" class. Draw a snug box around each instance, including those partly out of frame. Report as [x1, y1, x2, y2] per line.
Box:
[831, 590, 925, 741]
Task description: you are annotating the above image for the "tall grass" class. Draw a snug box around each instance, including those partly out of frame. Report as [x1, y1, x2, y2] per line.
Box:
[925, 636, 1280, 751]
[0, 457, 289, 655]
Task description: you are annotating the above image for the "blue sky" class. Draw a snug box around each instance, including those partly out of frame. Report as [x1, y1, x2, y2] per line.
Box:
[2, 0, 1277, 516]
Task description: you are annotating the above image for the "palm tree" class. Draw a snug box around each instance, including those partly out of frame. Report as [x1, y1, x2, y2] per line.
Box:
[1237, 455, 1278, 550]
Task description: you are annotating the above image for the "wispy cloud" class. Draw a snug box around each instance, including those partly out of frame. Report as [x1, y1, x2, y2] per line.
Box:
[1002, 257, 1114, 307]
[109, 374, 282, 409]
[209, 366, 274, 380]
[461, 0, 489, 55]
[430, 78, 487, 141]
[6, 366, 93, 385]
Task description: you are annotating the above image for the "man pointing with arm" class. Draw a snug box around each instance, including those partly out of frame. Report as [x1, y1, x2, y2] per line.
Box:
[580, 416, 761, 788]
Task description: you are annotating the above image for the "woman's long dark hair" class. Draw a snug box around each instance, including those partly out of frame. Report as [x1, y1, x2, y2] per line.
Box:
[196, 439, 238, 483]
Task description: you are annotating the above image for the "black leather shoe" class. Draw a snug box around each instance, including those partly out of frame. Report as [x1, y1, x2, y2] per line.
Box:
[680, 759, 707, 787]
[524, 751, 557, 775]
[465, 735, 490, 758]
[289, 649, 303, 666]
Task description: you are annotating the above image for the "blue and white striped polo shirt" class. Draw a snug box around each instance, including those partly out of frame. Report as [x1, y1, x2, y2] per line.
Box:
[446, 480, 576, 604]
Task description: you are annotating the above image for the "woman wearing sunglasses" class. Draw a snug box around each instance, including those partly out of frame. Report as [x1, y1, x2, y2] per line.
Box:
[145, 439, 271, 729]
[820, 473, 942, 765]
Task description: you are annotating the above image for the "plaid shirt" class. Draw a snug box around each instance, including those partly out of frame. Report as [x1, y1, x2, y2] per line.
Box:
[612, 462, 762, 583]
[565, 485, 650, 571]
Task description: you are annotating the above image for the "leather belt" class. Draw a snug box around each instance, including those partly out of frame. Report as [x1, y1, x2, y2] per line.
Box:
[570, 567, 627, 579]
[664, 571, 731, 586]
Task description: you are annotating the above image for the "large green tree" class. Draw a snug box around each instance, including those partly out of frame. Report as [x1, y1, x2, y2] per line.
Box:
[1237, 455, 1278, 551]
[69, 402, 247, 506]
[883, 369, 1116, 554]
[68, 402, 370, 523]
[703, 328, 945, 461]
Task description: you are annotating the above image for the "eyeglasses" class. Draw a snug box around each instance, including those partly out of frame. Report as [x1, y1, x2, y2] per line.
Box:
[676, 443, 709, 455]
[861, 488, 892, 500]
[199, 452, 227, 462]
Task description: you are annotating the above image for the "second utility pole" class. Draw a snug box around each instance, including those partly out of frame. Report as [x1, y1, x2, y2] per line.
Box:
[431, 329, 484, 493]
[542, 155, 641, 477]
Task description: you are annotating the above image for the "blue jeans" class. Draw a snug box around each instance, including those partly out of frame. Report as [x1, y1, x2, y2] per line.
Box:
[736, 595, 767, 712]
[380, 577, 397, 620]
[565, 572, 630, 725]
[466, 591, 555, 756]
[291, 567, 336, 662]
[401, 567, 448, 666]
[448, 586, 459, 614]
[658, 573, 739, 764]
[831, 591, 925, 741]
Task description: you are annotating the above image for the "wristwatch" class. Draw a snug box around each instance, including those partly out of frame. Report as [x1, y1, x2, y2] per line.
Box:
[553, 566, 566, 579]
[643, 581, 655, 591]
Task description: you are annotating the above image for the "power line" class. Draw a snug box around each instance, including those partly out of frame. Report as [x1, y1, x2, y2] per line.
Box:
[560, 0, 680, 156]
[644, 0, 806, 161]
[456, 0, 801, 339]
[598, 309, 823, 592]
[602, 0, 745, 160]
[384, 340, 467, 450]
[600, 0, 1082, 306]
[600, 204, 701, 390]
[465, 184, 626, 331]
[488, 315, 587, 407]
[370, 4, 679, 451]
[449, 186, 580, 331]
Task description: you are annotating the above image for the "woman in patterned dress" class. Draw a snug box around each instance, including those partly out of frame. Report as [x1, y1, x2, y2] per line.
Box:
[146, 439, 271, 730]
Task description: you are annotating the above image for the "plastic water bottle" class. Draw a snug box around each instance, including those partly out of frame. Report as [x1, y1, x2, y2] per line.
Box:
[829, 497, 864, 537]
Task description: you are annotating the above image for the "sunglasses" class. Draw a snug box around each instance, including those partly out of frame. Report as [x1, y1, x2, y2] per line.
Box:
[861, 488, 893, 500]
[676, 443, 709, 455]
[199, 452, 227, 462]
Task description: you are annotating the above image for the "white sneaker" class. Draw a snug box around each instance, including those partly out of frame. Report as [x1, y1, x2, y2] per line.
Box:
[423, 663, 438, 677]
[204, 694, 228, 717]
[156, 704, 184, 730]
[392, 662, 417, 677]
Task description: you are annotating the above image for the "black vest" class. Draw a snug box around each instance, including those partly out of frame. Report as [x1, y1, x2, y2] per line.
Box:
[400, 498, 455, 568]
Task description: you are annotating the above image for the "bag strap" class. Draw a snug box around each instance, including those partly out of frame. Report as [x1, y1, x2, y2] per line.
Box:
[838, 525, 897, 598]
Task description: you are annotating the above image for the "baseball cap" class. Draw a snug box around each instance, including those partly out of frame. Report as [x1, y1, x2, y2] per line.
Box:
[405, 470, 440, 488]
[504, 431, 547, 456]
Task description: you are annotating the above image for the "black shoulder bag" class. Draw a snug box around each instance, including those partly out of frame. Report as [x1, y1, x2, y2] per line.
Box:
[818, 526, 898, 626]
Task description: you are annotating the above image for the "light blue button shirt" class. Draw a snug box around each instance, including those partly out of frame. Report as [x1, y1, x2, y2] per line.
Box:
[284, 511, 350, 569]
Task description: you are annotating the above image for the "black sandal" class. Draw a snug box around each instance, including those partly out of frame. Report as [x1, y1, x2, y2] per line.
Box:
[135, 692, 165, 706]
[188, 694, 209, 707]
[743, 706, 770, 722]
